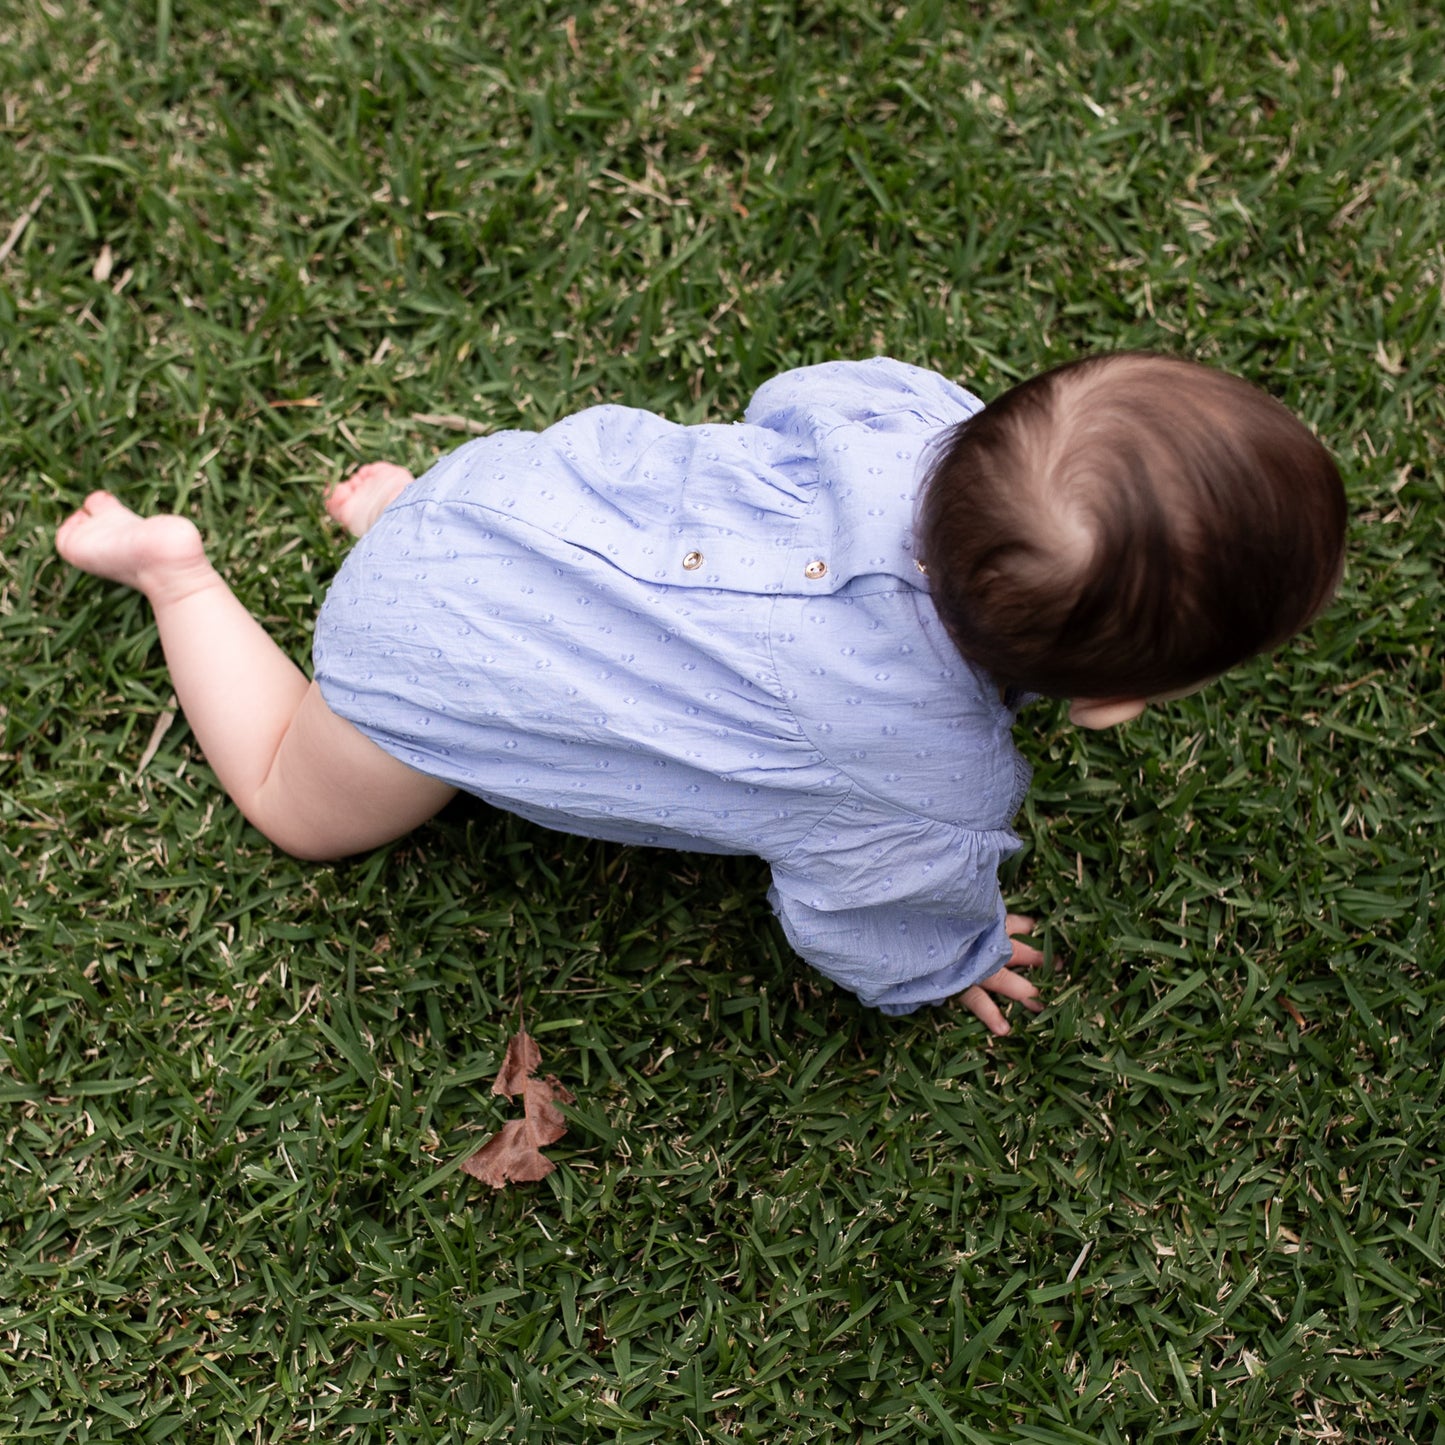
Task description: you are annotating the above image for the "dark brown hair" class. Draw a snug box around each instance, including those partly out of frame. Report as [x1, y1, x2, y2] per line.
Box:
[918, 353, 1347, 698]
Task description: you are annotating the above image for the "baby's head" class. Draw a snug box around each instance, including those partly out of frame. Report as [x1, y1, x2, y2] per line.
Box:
[919, 353, 1347, 707]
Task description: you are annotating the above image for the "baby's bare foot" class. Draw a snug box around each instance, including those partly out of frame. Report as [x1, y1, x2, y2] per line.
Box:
[325, 462, 416, 537]
[56, 492, 211, 599]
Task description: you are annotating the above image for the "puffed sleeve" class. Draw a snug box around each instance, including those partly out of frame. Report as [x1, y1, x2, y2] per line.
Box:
[765, 804, 1021, 1016]
[744, 357, 982, 435]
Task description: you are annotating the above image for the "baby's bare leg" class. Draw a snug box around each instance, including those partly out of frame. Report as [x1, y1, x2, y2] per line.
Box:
[56, 492, 455, 860]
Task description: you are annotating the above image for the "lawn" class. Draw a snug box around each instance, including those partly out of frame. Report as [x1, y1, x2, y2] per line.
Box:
[2, 0, 1443, 1440]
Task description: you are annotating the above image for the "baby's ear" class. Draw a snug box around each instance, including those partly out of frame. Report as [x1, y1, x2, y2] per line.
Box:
[1068, 698, 1148, 730]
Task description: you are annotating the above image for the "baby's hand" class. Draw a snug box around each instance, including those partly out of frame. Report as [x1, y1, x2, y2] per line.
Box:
[956, 914, 1046, 1037]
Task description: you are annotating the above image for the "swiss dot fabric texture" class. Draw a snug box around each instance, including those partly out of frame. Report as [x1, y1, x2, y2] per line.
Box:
[313, 358, 1032, 1014]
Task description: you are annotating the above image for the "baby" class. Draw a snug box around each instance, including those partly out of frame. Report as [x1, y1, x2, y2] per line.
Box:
[55, 355, 1346, 1033]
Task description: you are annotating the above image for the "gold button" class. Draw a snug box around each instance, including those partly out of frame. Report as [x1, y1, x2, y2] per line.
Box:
[803, 559, 827, 580]
[682, 550, 703, 571]
[914, 559, 929, 576]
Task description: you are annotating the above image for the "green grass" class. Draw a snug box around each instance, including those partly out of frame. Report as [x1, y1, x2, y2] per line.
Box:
[3, 0, 1444, 1439]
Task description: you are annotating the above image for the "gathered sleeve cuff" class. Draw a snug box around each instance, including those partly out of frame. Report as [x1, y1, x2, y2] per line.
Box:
[765, 808, 1020, 1016]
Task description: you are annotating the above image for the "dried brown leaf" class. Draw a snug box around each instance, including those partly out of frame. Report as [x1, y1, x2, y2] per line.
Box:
[522, 1075, 574, 1145]
[492, 1028, 543, 1097]
[461, 1030, 575, 1189]
[460, 1117, 558, 1186]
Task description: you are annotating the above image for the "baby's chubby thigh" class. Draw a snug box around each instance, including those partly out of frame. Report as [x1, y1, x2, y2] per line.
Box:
[255, 682, 457, 861]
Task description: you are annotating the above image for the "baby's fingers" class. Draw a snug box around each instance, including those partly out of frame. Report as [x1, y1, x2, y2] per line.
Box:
[957, 967, 1043, 1037]
[1004, 914, 1048, 970]
[985, 966, 1044, 1013]
[1008, 936, 1046, 969]
[957, 984, 1011, 1036]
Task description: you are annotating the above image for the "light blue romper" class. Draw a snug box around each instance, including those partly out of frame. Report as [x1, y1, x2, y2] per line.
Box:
[313, 358, 1031, 1014]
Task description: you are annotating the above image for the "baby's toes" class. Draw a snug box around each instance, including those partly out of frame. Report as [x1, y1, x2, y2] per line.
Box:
[335, 463, 391, 493]
[82, 490, 128, 515]
[55, 507, 116, 572]
[56, 497, 106, 557]
[323, 477, 357, 515]
[354, 461, 416, 493]
[55, 514, 81, 559]
[59, 492, 113, 534]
